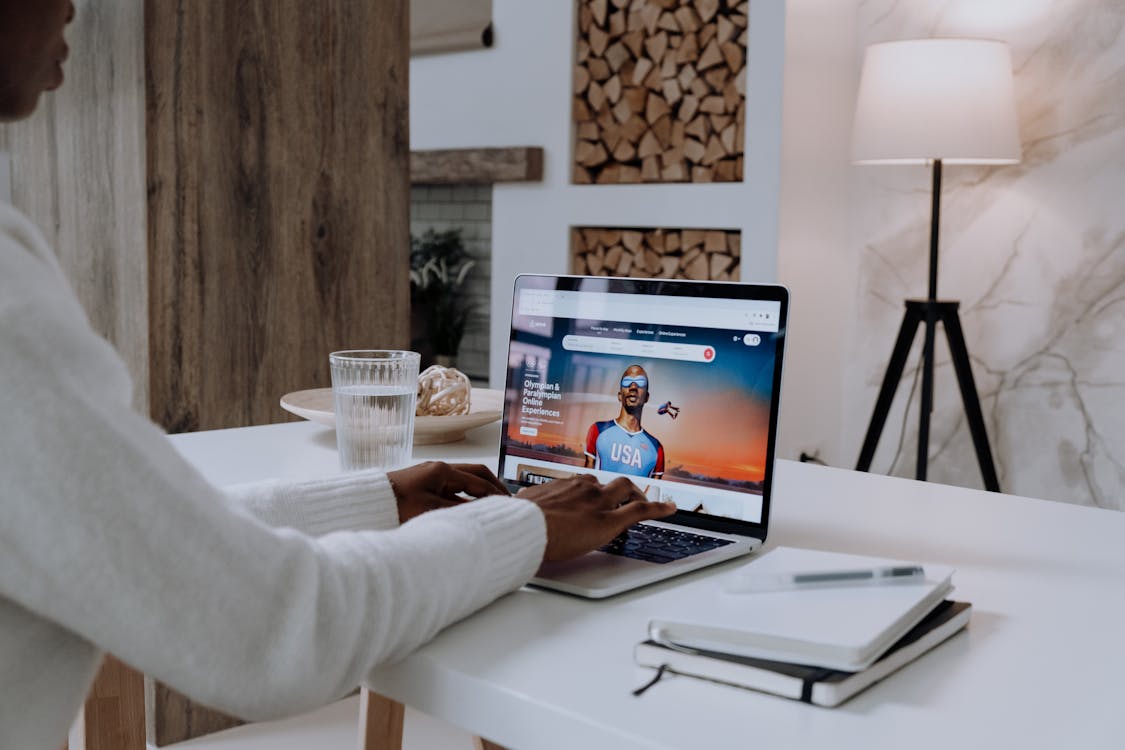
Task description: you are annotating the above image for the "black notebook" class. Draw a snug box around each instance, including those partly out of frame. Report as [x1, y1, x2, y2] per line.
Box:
[634, 600, 970, 707]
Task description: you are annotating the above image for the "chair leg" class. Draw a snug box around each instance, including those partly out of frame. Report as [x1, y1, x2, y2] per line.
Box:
[357, 688, 510, 750]
[472, 738, 511, 750]
[358, 688, 405, 750]
[76, 656, 146, 750]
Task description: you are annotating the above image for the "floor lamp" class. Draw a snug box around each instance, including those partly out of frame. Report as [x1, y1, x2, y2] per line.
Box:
[851, 39, 1021, 492]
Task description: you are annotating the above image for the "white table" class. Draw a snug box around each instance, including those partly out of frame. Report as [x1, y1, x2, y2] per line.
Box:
[170, 420, 1125, 750]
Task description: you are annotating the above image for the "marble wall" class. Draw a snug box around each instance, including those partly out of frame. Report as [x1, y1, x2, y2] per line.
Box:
[846, 0, 1125, 509]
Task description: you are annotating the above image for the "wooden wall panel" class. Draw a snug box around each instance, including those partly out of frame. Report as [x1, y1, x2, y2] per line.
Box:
[7, 0, 410, 746]
[146, 1, 411, 433]
[411, 146, 544, 184]
[144, 1, 411, 742]
[3, 0, 149, 412]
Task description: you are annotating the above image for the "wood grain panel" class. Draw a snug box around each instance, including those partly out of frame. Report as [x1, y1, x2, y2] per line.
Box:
[358, 689, 405, 750]
[411, 147, 543, 184]
[80, 657, 147, 750]
[6, 8, 151, 749]
[146, 681, 243, 747]
[2, 0, 149, 412]
[7, 0, 411, 746]
[146, 0, 411, 433]
[143, 0, 410, 742]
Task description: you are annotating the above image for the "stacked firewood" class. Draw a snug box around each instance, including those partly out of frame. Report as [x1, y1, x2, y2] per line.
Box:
[573, 0, 748, 184]
[571, 227, 741, 280]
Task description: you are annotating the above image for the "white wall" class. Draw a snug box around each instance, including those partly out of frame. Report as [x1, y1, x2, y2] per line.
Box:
[412, 0, 1125, 506]
[775, 0, 859, 465]
[411, 0, 787, 388]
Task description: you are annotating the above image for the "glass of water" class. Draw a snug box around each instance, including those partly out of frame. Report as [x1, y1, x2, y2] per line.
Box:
[329, 350, 420, 471]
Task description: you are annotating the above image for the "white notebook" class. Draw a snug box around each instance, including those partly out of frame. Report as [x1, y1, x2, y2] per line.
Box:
[647, 546, 955, 672]
[636, 600, 971, 707]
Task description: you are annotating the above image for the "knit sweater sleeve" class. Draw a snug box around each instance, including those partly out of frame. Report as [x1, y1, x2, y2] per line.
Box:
[0, 207, 547, 721]
[224, 472, 403, 535]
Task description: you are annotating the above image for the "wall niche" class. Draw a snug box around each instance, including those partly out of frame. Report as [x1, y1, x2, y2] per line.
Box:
[571, 226, 740, 280]
[572, 0, 748, 184]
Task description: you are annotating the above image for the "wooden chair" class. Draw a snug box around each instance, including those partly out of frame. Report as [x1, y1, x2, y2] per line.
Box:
[71, 665, 508, 750]
[358, 688, 508, 750]
[68, 657, 146, 750]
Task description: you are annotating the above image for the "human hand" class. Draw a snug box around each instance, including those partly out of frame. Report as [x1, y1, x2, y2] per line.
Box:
[516, 475, 677, 561]
[387, 462, 510, 523]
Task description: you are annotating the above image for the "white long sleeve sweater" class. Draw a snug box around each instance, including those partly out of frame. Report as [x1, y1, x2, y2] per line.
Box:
[0, 202, 547, 750]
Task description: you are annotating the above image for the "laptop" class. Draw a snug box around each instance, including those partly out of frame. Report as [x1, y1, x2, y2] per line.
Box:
[497, 274, 789, 598]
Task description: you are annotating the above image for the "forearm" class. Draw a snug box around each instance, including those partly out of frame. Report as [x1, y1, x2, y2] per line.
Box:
[224, 472, 401, 536]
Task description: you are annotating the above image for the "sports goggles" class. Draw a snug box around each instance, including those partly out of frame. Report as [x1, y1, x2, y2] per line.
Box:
[620, 375, 648, 389]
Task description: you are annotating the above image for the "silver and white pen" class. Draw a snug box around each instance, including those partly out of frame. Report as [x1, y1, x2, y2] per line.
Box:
[725, 565, 926, 594]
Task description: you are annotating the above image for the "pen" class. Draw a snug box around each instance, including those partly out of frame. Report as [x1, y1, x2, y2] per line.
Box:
[724, 565, 925, 594]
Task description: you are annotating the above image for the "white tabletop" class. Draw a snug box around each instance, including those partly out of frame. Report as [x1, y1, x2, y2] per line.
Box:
[170, 420, 1125, 750]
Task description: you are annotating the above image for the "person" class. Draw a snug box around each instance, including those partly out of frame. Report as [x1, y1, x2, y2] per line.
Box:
[584, 364, 665, 478]
[657, 400, 680, 419]
[0, 4, 676, 748]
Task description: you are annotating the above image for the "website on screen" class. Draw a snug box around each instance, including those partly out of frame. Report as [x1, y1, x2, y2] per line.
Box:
[499, 284, 781, 524]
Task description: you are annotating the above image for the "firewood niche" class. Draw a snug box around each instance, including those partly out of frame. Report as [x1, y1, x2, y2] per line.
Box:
[572, 226, 740, 280]
[573, 0, 748, 184]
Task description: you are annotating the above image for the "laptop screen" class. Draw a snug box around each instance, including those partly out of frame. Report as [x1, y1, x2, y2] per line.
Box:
[498, 274, 788, 535]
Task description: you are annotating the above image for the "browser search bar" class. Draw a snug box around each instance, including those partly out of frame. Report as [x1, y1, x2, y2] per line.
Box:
[517, 288, 780, 332]
[562, 335, 717, 363]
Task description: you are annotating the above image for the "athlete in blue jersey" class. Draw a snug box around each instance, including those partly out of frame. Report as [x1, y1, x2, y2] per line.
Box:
[584, 365, 665, 478]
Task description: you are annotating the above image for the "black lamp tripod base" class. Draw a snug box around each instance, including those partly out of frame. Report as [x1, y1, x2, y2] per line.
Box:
[856, 299, 1001, 492]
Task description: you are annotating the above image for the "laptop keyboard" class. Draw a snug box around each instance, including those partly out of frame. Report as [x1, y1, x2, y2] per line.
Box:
[599, 524, 734, 564]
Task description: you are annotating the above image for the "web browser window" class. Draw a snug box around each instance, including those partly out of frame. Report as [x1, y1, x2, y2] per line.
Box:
[498, 275, 785, 525]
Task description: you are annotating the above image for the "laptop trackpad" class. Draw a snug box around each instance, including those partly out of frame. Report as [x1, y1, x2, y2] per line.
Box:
[531, 551, 661, 594]
[537, 551, 649, 579]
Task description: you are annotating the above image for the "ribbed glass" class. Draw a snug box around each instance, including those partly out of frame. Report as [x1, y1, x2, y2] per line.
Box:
[329, 350, 420, 471]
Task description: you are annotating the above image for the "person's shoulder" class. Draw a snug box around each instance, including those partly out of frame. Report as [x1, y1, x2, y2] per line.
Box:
[0, 203, 92, 339]
[591, 419, 616, 433]
[1, 202, 47, 250]
[0, 202, 61, 271]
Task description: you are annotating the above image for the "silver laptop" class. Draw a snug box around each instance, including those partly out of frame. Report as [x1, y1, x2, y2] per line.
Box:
[497, 274, 789, 598]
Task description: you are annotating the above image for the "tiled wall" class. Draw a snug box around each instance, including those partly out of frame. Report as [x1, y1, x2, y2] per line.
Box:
[410, 185, 492, 381]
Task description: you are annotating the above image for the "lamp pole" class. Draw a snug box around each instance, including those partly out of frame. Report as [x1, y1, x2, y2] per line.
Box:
[851, 38, 1014, 492]
[916, 158, 942, 479]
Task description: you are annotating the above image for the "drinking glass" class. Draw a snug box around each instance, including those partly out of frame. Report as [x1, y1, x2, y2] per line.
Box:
[329, 350, 420, 470]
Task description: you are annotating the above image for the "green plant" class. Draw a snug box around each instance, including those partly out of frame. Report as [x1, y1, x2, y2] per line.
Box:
[410, 229, 476, 357]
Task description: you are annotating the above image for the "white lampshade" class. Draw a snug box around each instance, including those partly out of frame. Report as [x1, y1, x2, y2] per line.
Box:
[852, 39, 1021, 165]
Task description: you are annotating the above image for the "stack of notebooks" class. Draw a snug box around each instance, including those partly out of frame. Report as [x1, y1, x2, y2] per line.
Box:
[634, 546, 970, 707]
